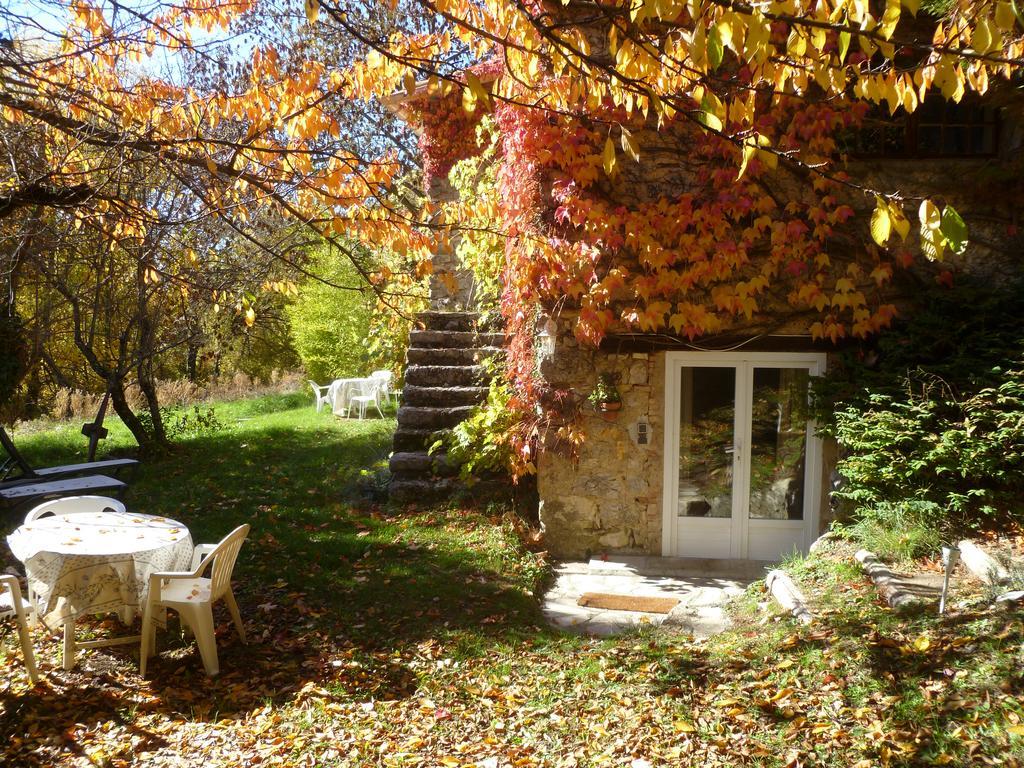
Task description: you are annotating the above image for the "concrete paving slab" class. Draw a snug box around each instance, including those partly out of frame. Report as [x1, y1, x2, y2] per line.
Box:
[543, 558, 755, 638]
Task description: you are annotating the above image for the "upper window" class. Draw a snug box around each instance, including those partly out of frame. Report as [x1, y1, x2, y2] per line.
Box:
[846, 96, 1000, 159]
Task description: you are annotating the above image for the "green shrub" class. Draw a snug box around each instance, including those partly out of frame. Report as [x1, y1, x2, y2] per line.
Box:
[432, 378, 516, 481]
[828, 366, 1024, 529]
[840, 500, 945, 562]
[816, 280, 1024, 534]
[139, 405, 225, 440]
[286, 248, 374, 383]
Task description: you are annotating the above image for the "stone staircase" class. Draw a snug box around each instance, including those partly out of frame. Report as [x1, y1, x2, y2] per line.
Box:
[388, 311, 506, 503]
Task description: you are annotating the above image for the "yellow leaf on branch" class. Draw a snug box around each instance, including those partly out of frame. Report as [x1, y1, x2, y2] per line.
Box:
[620, 127, 640, 162]
[919, 199, 946, 261]
[603, 136, 617, 176]
[465, 71, 491, 110]
[870, 196, 892, 246]
[304, 0, 319, 25]
[888, 201, 910, 241]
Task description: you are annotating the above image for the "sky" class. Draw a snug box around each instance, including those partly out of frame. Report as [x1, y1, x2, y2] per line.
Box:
[1, 0, 263, 80]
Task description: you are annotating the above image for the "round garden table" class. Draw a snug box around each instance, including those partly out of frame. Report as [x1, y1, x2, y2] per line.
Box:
[7, 509, 193, 669]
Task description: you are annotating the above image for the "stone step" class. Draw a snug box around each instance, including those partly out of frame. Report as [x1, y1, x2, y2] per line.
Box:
[406, 346, 503, 366]
[392, 428, 439, 452]
[416, 311, 479, 332]
[401, 385, 489, 407]
[404, 364, 486, 388]
[397, 405, 477, 430]
[389, 451, 460, 477]
[388, 476, 513, 505]
[410, 329, 505, 349]
[388, 477, 460, 503]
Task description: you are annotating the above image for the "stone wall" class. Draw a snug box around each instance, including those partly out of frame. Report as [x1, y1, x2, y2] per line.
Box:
[535, 316, 845, 559]
[425, 175, 476, 310]
[537, 318, 665, 559]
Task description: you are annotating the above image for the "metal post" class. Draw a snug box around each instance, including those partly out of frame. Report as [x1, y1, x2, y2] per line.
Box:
[939, 545, 960, 615]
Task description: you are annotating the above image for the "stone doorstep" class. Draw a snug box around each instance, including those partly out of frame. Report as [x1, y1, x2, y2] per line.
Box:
[542, 559, 753, 638]
[556, 555, 769, 581]
[543, 603, 670, 637]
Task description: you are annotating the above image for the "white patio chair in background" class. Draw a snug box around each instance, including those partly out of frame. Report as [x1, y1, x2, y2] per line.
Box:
[369, 370, 399, 407]
[24, 495, 129, 611]
[350, 378, 386, 420]
[308, 380, 332, 413]
[140, 523, 250, 677]
[0, 575, 40, 684]
[24, 494, 127, 523]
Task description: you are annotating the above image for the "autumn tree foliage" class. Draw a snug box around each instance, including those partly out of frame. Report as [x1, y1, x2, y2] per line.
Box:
[1, 0, 429, 436]
[2, 0, 1023, 459]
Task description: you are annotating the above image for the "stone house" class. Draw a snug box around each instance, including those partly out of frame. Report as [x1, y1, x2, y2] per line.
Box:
[387, 69, 1024, 564]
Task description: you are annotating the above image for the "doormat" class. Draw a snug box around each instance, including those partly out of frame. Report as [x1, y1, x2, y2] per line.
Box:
[577, 592, 680, 614]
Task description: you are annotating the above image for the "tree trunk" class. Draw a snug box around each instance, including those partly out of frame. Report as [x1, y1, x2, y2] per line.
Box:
[186, 342, 199, 382]
[108, 379, 167, 456]
[136, 301, 170, 448]
[137, 370, 169, 448]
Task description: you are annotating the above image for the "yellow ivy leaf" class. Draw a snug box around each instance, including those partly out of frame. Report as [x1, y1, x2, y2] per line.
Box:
[870, 196, 892, 246]
[913, 635, 931, 652]
[244, 307, 256, 327]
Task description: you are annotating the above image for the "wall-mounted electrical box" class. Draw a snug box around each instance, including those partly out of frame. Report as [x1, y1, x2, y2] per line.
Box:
[631, 420, 652, 446]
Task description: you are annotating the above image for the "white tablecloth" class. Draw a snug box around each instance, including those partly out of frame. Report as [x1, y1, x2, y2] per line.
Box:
[7, 510, 193, 629]
[329, 377, 374, 416]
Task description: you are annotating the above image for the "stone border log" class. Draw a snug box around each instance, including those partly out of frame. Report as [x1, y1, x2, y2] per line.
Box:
[855, 550, 928, 613]
[957, 540, 1010, 586]
[765, 569, 813, 624]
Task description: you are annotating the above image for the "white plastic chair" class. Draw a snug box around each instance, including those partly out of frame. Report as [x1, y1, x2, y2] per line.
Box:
[24, 495, 129, 611]
[0, 575, 40, 684]
[369, 370, 399, 406]
[24, 494, 127, 523]
[350, 378, 386, 420]
[309, 380, 332, 413]
[139, 523, 250, 677]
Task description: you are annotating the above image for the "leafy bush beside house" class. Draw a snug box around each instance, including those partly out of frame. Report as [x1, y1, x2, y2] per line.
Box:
[814, 280, 1024, 538]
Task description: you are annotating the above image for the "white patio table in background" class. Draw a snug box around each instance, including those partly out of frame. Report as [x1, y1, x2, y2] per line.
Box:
[7, 510, 193, 669]
[329, 377, 374, 417]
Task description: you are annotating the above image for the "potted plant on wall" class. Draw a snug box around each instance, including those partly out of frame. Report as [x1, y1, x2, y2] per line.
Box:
[589, 373, 622, 417]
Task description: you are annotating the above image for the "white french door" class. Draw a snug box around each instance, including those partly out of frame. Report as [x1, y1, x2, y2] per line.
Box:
[661, 352, 825, 561]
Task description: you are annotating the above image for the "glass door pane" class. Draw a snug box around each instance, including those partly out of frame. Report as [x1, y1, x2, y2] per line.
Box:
[748, 368, 810, 520]
[679, 367, 735, 518]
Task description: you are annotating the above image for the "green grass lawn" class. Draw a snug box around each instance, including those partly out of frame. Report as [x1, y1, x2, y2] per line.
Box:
[1, 393, 1022, 767]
